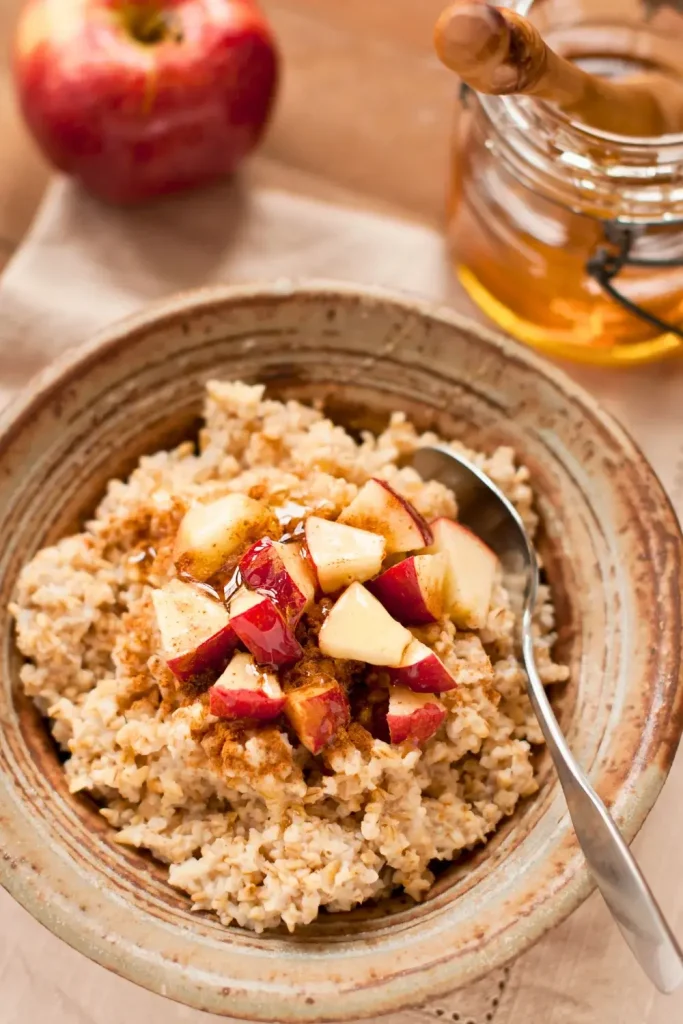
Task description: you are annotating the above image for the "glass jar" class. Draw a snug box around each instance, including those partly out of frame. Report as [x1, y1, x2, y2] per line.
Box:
[448, 0, 683, 365]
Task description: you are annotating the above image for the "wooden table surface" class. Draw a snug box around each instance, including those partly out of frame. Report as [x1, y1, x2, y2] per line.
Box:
[0, 0, 455, 274]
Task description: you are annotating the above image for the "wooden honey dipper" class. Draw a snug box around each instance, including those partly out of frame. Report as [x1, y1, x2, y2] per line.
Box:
[434, 2, 683, 137]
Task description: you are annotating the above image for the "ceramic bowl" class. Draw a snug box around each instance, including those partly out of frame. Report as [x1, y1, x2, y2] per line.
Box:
[0, 282, 681, 1022]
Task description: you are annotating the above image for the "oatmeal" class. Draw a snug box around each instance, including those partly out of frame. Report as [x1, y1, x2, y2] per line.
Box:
[10, 381, 568, 932]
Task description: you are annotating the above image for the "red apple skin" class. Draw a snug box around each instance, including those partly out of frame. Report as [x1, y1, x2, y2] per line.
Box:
[209, 685, 285, 721]
[387, 648, 456, 694]
[166, 621, 238, 682]
[366, 556, 444, 625]
[386, 702, 447, 745]
[285, 681, 350, 754]
[230, 593, 303, 667]
[239, 538, 313, 624]
[14, 0, 279, 204]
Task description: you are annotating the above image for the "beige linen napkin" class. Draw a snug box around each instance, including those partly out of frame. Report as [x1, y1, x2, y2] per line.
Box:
[1, 176, 682, 1024]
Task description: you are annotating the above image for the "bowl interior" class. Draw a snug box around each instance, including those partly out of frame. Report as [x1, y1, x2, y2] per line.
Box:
[11, 385, 575, 929]
[0, 283, 680, 1019]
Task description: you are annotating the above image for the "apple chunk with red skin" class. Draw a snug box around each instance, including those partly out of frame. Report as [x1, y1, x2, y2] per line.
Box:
[174, 493, 277, 582]
[239, 538, 315, 623]
[338, 479, 432, 554]
[285, 680, 350, 754]
[387, 639, 456, 694]
[304, 516, 385, 593]
[209, 651, 285, 721]
[229, 588, 302, 667]
[318, 582, 412, 667]
[14, 0, 279, 204]
[385, 686, 447, 745]
[152, 578, 237, 683]
[425, 518, 498, 630]
[366, 553, 447, 625]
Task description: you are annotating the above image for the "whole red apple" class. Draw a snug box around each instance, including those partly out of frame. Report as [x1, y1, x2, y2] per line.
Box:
[14, 0, 279, 203]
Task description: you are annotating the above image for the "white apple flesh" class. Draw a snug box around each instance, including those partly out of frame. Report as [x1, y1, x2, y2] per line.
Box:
[318, 582, 412, 666]
[425, 518, 498, 629]
[304, 516, 385, 593]
[338, 478, 433, 554]
[284, 680, 350, 754]
[173, 493, 277, 582]
[152, 578, 237, 683]
[385, 686, 447, 744]
[387, 639, 456, 694]
[229, 588, 303, 667]
[239, 538, 315, 623]
[366, 553, 447, 625]
[209, 651, 285, 721]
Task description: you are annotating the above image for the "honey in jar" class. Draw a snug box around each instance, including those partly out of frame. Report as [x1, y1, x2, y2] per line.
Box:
[447, 0, 683, 366]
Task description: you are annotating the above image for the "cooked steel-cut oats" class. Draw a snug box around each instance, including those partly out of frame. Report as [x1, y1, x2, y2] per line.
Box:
[10, 381, 568, 932]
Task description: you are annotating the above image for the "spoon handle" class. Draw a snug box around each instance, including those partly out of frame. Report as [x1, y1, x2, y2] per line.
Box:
[522, 624, 683, 993]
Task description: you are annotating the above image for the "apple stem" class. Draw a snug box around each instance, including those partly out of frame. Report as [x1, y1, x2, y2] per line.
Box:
[124, 6, 183, 46]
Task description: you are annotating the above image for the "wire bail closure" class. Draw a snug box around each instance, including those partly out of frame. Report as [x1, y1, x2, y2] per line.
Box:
[586, 222, 683, 340]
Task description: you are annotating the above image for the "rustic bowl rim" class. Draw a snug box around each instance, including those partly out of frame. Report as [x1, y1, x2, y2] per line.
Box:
[0, 279, 681, 1020]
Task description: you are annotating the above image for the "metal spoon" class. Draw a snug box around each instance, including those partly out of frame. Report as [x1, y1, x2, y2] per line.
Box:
[412, 444, 683, 994]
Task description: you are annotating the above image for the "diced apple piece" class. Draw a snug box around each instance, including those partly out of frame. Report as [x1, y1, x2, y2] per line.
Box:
[229, 588, 303, 667]
[387, 639, 456, 694]
[152, 579, 237, 683]
[209, 651, 285, 721]
[385, 686, 447, 744]
[425, 518, 498, 629]
[304, 516, 386, 593]
[285, 680, 350, 754]
[366, 553, 447, 625]
[318, 582, 412, 666]
[239, 538, 316, 623]
[173, 493, 277, 581]
[338, 478, 433, 554]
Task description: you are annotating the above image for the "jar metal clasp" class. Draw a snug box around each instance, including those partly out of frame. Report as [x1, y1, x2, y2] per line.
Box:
[586, 222, 683, 341]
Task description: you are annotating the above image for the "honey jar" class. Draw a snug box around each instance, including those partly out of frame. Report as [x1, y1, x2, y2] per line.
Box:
[448, 0, 683, 365]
